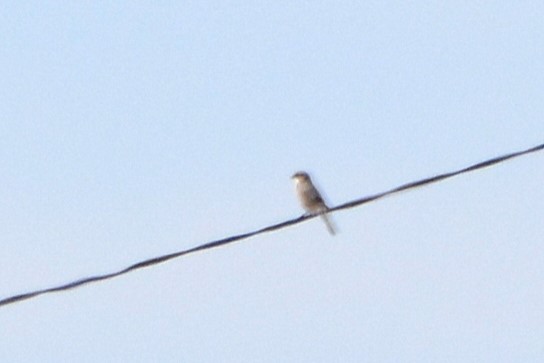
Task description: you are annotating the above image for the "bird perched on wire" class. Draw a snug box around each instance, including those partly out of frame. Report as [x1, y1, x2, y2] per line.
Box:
[291, 171, 336, 235]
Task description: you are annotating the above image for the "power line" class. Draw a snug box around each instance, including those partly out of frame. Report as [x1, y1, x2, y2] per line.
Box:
[1, 142, 542, 308]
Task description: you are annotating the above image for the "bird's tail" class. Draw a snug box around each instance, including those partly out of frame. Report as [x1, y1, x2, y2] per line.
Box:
[320, 213, 336, 236]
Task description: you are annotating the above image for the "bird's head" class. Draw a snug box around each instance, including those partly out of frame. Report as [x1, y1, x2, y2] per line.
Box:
[291, 171, 310, 182]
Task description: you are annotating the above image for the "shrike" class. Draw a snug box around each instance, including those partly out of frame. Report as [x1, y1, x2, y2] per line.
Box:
[291, 171, 336, 235]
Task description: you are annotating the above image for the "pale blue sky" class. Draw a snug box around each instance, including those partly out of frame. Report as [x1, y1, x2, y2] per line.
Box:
[1, 1, 543, 362]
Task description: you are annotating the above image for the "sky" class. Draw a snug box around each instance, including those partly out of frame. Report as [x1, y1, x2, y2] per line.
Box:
[1, 1, 543, 362]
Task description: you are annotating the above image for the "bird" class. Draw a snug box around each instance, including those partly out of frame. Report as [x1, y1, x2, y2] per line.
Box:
[291, 171, 336, 235]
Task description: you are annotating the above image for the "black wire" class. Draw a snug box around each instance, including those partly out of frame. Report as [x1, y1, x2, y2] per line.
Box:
[332, 142, 544, 211]
[1, 142, 542, 308]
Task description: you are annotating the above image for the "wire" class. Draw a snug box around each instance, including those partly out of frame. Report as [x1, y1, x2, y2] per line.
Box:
[1, 142, 542, 308]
